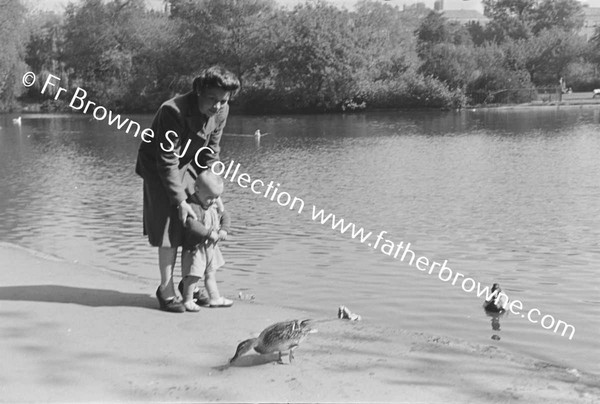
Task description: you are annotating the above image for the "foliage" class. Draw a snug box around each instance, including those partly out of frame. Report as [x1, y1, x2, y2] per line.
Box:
[353, 1, 419, 82]
[355, 70, 467, 109]
[530, 0, 584, 34]
[0, 0, 29, 111]
[168, 0, 278, 89]
[564, 60, 600, 91]
[503, 28, 587, 85]
[61, 0, 146, 108]
[267, 1, 362, 111]
[482, 0, 537, 41]
[3, 0, 600, 113]
[482, 0, 584, 42]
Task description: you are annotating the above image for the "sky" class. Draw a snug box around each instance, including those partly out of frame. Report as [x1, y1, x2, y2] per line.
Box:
[26, 0, 600, 14]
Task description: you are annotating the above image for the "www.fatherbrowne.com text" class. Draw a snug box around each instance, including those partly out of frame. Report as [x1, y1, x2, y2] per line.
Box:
[25, 72, 575, 341]
[204, 158, 576, 341]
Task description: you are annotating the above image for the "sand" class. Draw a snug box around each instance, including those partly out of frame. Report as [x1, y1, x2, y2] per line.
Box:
[0, 242, 598, 403]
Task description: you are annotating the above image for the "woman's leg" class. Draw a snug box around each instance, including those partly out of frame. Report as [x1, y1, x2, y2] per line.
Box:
[158, 246, 178, 299]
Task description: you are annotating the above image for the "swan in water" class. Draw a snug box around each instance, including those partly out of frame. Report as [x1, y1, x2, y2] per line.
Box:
[254, 129, 271, 138]
[12, 116, 22, 125]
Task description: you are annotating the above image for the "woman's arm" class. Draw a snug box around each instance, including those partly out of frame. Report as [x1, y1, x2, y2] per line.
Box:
[154, 105, 198, 222]
[184, 210, 211, 247]
[155, 106, 189, 207]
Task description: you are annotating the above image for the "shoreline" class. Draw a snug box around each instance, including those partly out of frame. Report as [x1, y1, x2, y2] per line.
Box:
[7, 97, 600, 117]
[1, 241, 599, 403]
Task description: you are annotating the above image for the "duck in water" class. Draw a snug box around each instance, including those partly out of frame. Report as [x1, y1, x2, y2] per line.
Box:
[483, 283, 508, 313]
[230, 319, 317, 364]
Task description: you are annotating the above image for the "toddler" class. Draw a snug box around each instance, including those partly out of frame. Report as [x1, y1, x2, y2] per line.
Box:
[181, 170, 232, 311]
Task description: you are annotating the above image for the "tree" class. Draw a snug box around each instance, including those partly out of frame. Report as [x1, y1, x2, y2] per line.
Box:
[419, 43, 478, 90]
[0, 0, 28, 111]
[24, 11, 66, 103]
[415, 10, 452, 56]
[482, 0, 536, 41]
[123, 9, 182, 111]
[466, 43, 533, 103]
[353, 1, 418, 81]
[415, 11, 474, 90]
[531, 0, 583, 35]
[168, 0, 277, 89]
[466, 21, 495, 46]
[269, 1, 361, 110]
[483, 0, 584, 42]
[503, 28, 587, 85]
[416, 11, 471, 57]
[591, 27, 600, 66]
[61, 0, 147, 107]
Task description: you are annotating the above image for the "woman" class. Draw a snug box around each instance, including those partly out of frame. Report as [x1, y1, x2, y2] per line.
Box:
[136, 66, 240, 312]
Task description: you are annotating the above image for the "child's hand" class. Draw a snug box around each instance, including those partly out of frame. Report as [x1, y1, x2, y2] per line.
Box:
[218, 230, 228, 241]
[207, 231, 219, 244]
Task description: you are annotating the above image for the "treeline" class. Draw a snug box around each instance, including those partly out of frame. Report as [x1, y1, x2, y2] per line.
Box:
[2, 0, 600, 113]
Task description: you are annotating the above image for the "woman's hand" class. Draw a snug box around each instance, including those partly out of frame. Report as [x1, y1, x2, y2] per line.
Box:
[178, 201, 198, 223]
[218, 230, 228, 241]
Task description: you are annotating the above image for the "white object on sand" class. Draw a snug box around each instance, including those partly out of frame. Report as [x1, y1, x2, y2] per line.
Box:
[338, 305, 361, 321]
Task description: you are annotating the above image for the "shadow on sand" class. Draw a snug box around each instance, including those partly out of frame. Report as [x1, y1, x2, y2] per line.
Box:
[213, 352, 290, 371]
[0, 285, 157, 309]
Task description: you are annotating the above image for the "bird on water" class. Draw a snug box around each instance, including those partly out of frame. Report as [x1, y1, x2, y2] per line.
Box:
[484, 283, 508, 313]
[230, 319, 317, 364]
[254, 129, 271, 138]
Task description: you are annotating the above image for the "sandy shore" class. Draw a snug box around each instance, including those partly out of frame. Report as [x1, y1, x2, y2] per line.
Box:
[0, 242, 598, 403]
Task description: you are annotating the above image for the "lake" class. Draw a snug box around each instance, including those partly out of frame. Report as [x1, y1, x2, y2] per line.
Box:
[1, 106, 599, 375]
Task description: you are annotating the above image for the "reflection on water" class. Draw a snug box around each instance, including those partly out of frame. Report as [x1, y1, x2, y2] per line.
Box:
[1, 107, 599, 375]
[487, 311, 504, 341]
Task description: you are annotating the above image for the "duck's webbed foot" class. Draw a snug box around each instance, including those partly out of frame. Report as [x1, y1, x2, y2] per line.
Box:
[289, 348, 295, 363]
[277, 351, 284, 364]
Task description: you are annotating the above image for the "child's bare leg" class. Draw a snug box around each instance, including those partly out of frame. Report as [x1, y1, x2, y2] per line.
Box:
[182, 275, 201, 312]
[205, 271, 233, 307]
[204, 271, 220, 301]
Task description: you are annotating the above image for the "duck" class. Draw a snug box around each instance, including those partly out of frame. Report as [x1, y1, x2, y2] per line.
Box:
[230, 319, 317, 364]
[12, 116, 22, 125]
[484, 283, 508, 313]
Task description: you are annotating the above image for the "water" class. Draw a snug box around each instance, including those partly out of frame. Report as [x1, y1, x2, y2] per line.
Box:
[1, 107, 599, 375]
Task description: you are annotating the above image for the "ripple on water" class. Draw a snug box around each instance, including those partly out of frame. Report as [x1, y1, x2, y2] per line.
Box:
[1, 110, 599, 375]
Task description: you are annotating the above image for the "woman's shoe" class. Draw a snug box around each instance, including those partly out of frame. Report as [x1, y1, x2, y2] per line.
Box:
[156, 286, 185, 313]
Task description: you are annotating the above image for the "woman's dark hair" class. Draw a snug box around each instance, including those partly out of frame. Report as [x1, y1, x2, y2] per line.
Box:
[192, 66, 240, 96]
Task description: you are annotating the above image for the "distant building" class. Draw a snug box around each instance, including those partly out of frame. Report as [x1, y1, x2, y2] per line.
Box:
[582, 6, 600, 40]
[442, 9, 489, 25]
[403, 2, 428, 11]
[432, 0, 489, 25]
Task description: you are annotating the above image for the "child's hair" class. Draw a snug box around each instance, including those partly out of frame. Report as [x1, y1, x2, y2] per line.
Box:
[192, 66, 240, 96]
[194, 169, 224, 196]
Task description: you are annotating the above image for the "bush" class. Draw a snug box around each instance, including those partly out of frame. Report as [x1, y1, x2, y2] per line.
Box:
[564, 61, 600, 92]
[355, 72, 467, 109]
